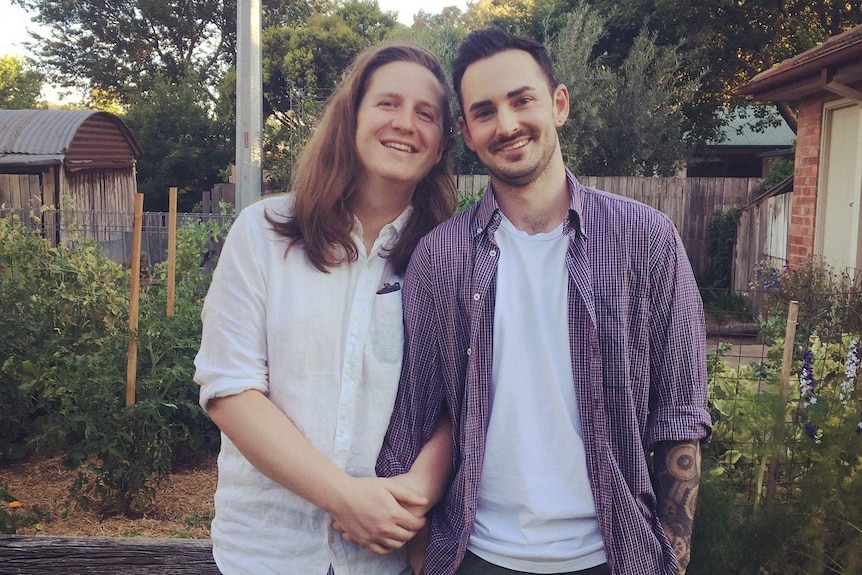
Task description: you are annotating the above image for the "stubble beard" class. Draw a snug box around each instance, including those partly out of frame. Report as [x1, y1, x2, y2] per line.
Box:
[484, 129, 558, 189]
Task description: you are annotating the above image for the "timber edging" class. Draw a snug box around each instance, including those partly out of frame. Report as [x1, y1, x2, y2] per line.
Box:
[0, 535, 219, 574]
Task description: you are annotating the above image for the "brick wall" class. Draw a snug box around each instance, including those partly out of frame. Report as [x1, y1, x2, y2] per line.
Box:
[788, 95, 824, 265]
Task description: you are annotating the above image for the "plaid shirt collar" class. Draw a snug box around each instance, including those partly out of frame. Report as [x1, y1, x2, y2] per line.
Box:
[471, 168, 586, 241]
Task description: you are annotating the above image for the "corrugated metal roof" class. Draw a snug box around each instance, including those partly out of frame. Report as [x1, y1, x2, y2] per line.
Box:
[0, 110, 142, 170]
[0, 109, 96, 155]
[710, 107, 796, 147]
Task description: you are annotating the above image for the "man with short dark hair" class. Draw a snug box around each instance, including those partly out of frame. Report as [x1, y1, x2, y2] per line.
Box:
[378, 27, 711, 575]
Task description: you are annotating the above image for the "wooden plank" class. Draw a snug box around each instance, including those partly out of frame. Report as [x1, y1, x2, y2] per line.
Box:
[0, 535, 218, 574]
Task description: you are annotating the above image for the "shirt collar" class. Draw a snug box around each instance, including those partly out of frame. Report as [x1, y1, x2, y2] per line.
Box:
[352, 204, 415, 249]
[471, 169, 586, 240]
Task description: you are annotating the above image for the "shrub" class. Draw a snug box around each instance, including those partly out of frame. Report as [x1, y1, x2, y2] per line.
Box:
[0, 214, 228, 515]
[694, 329, 862, 573]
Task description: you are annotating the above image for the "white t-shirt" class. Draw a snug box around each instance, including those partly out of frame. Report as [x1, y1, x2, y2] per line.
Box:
[468, 214, 607, 573]
[194, 195, 410, 575]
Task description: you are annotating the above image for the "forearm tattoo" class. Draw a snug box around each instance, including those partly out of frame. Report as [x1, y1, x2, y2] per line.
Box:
[652, 441, 701, 573]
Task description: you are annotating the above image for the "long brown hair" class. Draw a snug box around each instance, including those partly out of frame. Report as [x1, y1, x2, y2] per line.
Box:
[267, 42, 457, 275]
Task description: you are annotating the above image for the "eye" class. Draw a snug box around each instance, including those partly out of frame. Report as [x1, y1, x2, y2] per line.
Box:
[417, 108, 436, 122]
[514, 96, 532, 107]
[378, 100, 397, 109]
[472, 108, 494, 121]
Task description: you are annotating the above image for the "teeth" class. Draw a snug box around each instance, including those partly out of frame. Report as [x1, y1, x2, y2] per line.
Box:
[500, 139, 528, 152]
[384, 142, 414, 153]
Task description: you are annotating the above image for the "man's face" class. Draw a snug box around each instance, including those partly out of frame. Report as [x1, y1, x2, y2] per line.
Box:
[354, 60, 446, 194]
[458, 49, 569, 189]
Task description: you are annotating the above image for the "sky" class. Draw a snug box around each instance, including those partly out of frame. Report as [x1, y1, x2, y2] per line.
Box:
[0, 0, 468, 59]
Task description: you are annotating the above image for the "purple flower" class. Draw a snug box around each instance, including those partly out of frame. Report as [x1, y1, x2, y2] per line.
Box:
[804, 422, 818, 439]
[799, 350, 816, 407]
[841, 339, 858, 404]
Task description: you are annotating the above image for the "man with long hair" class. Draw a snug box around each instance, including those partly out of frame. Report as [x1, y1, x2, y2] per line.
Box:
[196, 42, 457, 574]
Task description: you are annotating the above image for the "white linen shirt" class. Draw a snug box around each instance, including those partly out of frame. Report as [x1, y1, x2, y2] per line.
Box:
[195, 194, 411, 575]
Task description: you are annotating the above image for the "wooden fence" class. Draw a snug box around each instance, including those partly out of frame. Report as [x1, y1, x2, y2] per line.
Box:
[2, 176, 766, 286]
[456, 175, 763, 281]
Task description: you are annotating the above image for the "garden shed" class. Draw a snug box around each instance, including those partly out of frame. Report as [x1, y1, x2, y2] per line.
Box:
[738, 24, 862, 279]
[0, 109, 142, 246]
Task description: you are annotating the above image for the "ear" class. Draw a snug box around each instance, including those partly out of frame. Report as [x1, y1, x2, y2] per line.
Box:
[459, 116, 477, 152]
[552, 84, 570, 127]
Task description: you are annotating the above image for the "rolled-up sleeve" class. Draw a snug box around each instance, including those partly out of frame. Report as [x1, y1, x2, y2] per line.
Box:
[645, 220, 712, 450]
[195, 209, 271, 410]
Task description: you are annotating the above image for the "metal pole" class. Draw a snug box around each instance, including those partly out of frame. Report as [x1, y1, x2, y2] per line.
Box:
[236, 0, 263, 211]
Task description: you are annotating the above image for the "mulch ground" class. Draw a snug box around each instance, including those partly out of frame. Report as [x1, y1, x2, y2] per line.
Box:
[1, 453, 218, 538]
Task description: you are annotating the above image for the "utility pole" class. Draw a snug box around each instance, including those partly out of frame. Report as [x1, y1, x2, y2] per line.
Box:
[235, 0, 263, 211]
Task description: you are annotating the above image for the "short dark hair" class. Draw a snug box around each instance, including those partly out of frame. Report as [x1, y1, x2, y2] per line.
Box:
[452, 27, 557, 108]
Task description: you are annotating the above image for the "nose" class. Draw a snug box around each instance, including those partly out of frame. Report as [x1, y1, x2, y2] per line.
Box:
[495, 106, 519, 137]
[391, 106, 416, 132]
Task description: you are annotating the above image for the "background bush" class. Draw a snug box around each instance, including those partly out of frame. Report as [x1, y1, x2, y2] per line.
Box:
[0, 215, 225, 515]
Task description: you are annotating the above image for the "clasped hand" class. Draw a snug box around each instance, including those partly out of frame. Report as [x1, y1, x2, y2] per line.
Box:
[330, 475, 428, 554]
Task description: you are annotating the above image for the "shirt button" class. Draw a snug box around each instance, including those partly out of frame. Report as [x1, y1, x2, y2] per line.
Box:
[466, 348, 472, 356]
[473, 293, 480, 301]
[476, 227, 483, 234]
[489, 249, 497, 257]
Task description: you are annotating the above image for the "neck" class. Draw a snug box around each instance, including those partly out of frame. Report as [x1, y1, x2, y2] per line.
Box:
[352, 181, 414, 254]
[491, 156, 570, 235]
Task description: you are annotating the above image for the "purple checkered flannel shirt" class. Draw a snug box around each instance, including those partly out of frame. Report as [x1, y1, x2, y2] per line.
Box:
[377, 170, 712, 575]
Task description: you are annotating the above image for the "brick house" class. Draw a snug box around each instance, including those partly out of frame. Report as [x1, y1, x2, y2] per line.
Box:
[738, 25, 862, 276]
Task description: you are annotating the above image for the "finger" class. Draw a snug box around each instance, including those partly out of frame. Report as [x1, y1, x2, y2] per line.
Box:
[367, 536, 408, 554]
[385, 481, 429, 508]
[332, 521, 345, 533]
[395, 510, 426, 533]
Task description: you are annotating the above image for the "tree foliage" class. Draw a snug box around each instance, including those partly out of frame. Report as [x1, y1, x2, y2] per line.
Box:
[549, 5, 699, 176]
[583, 0, 862, 133]
[123, 75, 232, 211]
[0, 55, 43, 109]
[13, 0, 237, 103]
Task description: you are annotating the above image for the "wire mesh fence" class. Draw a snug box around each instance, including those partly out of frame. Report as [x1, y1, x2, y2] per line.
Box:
[0, 207, 236, 269]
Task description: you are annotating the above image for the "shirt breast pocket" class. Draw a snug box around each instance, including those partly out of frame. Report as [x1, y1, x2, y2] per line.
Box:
[366, 291, 404, 365]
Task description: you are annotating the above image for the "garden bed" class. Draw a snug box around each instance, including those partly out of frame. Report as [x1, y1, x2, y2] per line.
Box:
[1, 453, 217, 538]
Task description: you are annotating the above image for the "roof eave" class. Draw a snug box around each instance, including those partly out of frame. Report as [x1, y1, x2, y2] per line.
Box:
[738, 42, 862, 102]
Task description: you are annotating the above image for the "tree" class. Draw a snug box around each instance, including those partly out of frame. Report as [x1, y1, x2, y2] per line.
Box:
[13, 0, 237, 103]
[123, 75, 232, 211]
[581, 0, 862, 133]
[0, 55, 43, 109]
[581, 27, 698, 176]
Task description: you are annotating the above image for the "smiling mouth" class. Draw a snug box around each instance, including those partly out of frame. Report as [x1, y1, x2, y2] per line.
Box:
[497, 138, 530, 153]
[383, 141, 416, 153]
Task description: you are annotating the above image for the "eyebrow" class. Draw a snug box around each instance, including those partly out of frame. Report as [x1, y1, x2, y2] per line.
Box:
[468, 85, 534, 112]
[375, 91, 441, 111]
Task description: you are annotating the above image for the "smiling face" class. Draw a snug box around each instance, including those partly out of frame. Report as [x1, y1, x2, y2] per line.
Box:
[354, 60, 447, 197]
[458, 49, 569, 190]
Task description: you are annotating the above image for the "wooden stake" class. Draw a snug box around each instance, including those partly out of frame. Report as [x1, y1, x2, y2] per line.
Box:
[765, 299, 799, 507]
[167, 187, 177, 317]
[126, 193, 144, 407]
